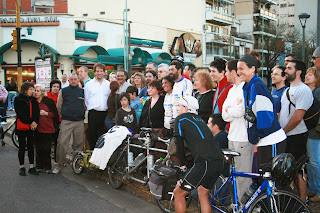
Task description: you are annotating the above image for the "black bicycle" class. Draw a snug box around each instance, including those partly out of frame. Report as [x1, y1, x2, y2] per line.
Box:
[0, 115, 19, 148]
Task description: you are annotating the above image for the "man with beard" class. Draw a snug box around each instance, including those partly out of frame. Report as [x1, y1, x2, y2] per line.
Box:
[279, 59, 313, 201]
[169, 61, 193, 119]
[85, 63, 111, 150]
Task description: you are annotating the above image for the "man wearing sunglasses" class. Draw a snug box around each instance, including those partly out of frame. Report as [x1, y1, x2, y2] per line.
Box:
[312, 47, 320, 71]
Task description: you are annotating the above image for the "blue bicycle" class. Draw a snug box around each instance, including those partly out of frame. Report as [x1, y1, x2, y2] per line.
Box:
[209, 149, 311, 213]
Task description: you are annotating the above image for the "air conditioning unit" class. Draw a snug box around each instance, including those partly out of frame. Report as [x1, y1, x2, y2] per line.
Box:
[203, 24, 209, 31]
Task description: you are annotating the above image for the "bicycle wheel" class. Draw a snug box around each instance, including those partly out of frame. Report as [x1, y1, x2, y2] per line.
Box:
[156, 192, 193, 213]
[72, 153, 84, 175]
[248, 190, 312, 213]
[11, 129, 19, 149]
[108, 149, 127, 189]
[197, 175, 233, 213]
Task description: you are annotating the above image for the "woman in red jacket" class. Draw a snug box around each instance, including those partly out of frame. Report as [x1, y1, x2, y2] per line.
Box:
[34, 85, 59, 173]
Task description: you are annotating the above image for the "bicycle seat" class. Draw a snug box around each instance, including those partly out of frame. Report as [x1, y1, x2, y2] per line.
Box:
[222, 149, 241, 157]
[140, 127, 152, 132]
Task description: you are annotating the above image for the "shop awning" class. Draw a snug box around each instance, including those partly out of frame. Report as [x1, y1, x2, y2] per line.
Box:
[131, 37, 163, 48]
[151, 52, 171, 60]
[73, 45, 108, 56]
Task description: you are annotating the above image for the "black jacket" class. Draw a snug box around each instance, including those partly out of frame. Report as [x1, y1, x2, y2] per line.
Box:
[14, 94, 40, 135]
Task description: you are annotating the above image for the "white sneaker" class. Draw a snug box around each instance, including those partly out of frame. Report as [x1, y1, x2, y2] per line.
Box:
[1, 122, 7, 125]
[52, 167, 62, 174]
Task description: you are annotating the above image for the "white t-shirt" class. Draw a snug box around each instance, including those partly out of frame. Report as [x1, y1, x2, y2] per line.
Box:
[164, 93, 173, 129]
[279, 82, 313, 136]
[171, 77, 193, 118]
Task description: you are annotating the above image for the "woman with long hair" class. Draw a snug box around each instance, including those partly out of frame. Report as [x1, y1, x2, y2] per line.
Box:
[304, 67, 320, 202]
[132, 72, 147, 98]
[6, 77, 17, 111]
[193, 69, 215, 123]
[238, 55, 286, 167]
[105, 81, 121, 131]
[14, 82, 40, 176]
[34, 85, 59, 173]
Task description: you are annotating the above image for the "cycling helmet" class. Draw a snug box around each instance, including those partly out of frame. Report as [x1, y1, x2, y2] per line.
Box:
[272, 153, 296, 185]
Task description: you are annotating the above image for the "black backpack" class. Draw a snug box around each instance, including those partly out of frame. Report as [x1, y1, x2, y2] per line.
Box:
[286, 88, 320, 130]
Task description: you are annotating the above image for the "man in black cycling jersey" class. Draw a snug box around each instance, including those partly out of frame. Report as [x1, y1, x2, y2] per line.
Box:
[173, 96, 224, 213]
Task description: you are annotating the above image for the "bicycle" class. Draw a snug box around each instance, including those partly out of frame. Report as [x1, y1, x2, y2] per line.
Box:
[0, 115, 19, 149]
[207, 149, 312, 213]
[107, 128, 193, 212]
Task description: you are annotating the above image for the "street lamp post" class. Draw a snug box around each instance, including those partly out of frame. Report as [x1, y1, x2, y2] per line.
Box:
[298, 13, 310, 63]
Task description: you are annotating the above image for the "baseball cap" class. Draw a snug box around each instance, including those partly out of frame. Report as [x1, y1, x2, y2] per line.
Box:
[314, 46, 320, 57]
[179, 96, 199, 114]
[171, 55, 184, 63]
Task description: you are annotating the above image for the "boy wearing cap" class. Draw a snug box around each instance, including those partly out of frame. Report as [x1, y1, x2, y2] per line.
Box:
[173, 96, 224, 213]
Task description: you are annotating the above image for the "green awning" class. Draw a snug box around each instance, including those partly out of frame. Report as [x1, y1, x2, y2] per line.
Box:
[131, 37, 163, 47]
[73, 45, 108, 56]
[151, 52, 171, 60]
[0, 39, 59, 55]
[75, 29, 99, 40]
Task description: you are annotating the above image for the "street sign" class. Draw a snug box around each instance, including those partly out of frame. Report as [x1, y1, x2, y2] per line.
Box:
[35, 58, 51, 91]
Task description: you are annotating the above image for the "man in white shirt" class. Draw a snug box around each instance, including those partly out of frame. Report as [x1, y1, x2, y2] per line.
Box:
[222, 59, 254, 200]
[169, 61, 193, 119]
[61, 74, 69, 88]
[279, 59, 313, 201]
[85, 63, 111, 150]
[117, 70, 131, 94]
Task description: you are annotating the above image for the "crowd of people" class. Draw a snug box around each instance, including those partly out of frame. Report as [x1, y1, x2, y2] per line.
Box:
[12, 46, 320, 211]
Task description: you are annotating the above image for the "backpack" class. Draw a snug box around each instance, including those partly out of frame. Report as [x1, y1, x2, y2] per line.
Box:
[286, 88, 320, 130]
[148, 165, 179, 200]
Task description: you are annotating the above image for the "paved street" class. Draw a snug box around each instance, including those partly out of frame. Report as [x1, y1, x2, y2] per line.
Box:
[0, 138, 161, 213]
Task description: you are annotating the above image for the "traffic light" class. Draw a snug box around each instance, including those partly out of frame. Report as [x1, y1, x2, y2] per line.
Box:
[11, 29, 18, 51]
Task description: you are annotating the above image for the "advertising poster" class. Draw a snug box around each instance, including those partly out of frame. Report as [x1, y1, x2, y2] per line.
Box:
[35, 58, 51, 91]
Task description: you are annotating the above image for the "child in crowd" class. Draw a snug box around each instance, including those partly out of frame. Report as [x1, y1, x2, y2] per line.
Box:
[115, 92, 138, 134]
[126, 86, 140, 122]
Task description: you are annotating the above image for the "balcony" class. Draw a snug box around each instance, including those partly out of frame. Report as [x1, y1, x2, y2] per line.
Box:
[253, 25, 276, 37]
[253, 9, 277, 21]
[206, 32, 232, 44]
[206, 8, 234, 26]
[232, 32, 253, 41]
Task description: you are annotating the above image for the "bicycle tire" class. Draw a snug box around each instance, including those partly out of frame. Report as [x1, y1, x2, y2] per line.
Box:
[11, 129, 19, 149]
[248, 190, 312, 213]
[156, 192, 193, 213]
[72, 153, 84, 175]
[108, 149, 127, 189]
[197, 175, 233, 213]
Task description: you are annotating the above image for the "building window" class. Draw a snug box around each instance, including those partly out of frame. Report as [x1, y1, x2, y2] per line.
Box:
[288, 4, 295, 7]
[245, 48, 250, 55]
[100, 11, 105, 15]
[289, 14, 294, 17]
[83, 13, 88, 17]
[289, 25, 294, 28]
[280, 4, 287, 8]
[75, 21, 86, 30]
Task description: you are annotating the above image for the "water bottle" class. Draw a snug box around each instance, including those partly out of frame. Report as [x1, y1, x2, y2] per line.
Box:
[134, 153, 145, 166]
[147, 154, 154, 170]
[240, 183, 258, 204]
[128, 151, 134, 167]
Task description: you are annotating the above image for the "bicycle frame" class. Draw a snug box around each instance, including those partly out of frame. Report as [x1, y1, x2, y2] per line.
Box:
[0, 118, 16, 140]
[210, 164, 273, 213]
[126, 136, 168, 184]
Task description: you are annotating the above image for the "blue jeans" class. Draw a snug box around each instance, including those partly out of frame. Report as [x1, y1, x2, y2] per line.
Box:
[307, 138, 320, 195]
[8, 92, 17, 110]
[104, 117, 114, 132]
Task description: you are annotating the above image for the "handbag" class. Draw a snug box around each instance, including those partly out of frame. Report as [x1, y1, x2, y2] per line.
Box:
[16, 100, 32, 131]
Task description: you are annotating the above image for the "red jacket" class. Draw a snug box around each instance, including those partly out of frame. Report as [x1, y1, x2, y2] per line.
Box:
[46, 91, 61, 122]
[213, 77, 232, 131]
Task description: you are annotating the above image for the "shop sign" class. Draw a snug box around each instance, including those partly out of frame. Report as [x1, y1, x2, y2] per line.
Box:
[0, 16, 59, 26]
[170, 33, 202, 58]
[35, 58, 52, 91]
[183, 53, 197, 63]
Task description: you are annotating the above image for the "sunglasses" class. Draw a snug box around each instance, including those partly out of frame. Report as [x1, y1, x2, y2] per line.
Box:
[312, 56, 319, 60]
